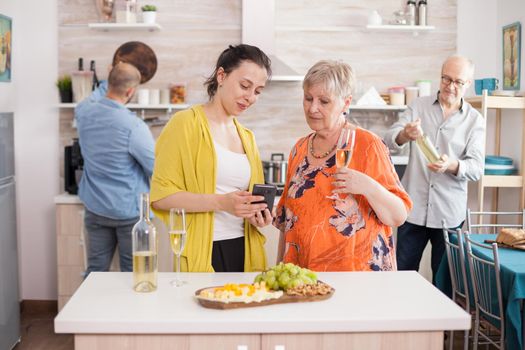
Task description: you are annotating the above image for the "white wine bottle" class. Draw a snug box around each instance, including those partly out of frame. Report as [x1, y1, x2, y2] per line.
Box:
[132, 193, 158, 292]
[415, 125, 440, 163]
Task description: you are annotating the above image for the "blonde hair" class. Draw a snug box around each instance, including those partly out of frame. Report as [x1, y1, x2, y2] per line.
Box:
[303, 60, 355, 100]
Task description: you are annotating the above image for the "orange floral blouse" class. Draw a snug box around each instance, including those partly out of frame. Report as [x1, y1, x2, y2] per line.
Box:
[274, 127, 412, 272]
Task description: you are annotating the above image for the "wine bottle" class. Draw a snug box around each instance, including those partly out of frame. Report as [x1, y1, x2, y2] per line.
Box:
[132, 193, 158, 292]
[89, 60, 99, 90]
[415, 125, 440, 163]
[78, 57, 83, 71]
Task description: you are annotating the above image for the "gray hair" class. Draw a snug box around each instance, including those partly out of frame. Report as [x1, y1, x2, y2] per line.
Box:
[442, 54, 475, 80]
[302, 60, 355, 100]
[108, 62, 141, 96]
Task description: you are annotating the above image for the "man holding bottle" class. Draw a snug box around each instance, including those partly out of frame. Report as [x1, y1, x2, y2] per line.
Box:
[384, 55, 485, 283]
[75, 62, 155, 276]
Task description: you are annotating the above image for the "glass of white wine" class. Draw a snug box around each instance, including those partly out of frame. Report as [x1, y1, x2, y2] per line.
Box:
[328, 123, 356, 200]
[335, 124, 356, 169]
[169, 208, 187, 287]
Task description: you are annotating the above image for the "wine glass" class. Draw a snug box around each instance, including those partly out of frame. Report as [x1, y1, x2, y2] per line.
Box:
[328, 124, 356, 200]
[335, 124, 356, 169]
[169, 208, 187, 287]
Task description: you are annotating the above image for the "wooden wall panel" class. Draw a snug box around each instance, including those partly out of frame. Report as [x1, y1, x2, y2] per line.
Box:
[58, 0, 456, 166]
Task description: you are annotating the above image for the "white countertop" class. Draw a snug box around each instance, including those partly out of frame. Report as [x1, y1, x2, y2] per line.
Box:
[54, 193, 82, 204]
[391, 155, 408, 165]
[54, 271, 469, 334]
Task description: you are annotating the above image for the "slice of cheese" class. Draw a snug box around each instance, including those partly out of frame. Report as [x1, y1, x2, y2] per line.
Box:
[198, 282, 283, 303]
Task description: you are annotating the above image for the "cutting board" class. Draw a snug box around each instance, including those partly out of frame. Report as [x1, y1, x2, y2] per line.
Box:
[194, 282, 335, 310]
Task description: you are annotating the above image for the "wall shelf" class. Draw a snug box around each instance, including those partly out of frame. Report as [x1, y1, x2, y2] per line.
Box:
[58, 103, 189, 110]
[365, 24, 435, 32]
[88, 23, 161, 31]
[466, 91, 525, 212]
[349, 105, 407, 111]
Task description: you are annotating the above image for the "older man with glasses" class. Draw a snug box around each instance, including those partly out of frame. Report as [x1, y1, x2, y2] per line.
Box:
[384, 55, 485, 283]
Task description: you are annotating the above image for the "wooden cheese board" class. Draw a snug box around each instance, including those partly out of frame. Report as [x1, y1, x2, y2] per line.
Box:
[194, 281, 335, 310]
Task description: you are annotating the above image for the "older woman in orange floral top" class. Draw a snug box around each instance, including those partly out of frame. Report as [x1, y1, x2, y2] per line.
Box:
[274, 60, 412, 271]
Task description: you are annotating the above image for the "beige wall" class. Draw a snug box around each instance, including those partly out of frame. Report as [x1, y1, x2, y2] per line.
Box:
[59, 0, 457, 162]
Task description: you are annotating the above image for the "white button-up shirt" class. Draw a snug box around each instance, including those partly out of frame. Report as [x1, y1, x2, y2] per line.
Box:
[383, 94, 485, 228]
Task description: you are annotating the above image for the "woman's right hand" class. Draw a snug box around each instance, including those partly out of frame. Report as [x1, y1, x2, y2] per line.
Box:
[219, 190, 268, 218]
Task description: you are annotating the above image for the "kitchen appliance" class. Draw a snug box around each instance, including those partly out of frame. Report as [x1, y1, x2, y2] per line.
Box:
[0, 112, 21, 349]
[262, 153, 287, 195]
[64, 138, 84, 195]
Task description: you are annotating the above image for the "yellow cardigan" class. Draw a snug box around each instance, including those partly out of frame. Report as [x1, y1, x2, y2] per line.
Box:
[150, 105, 267, 272]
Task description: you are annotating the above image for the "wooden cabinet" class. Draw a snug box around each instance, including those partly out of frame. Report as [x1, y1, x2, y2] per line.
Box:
[56, 202, 121, 310]
[56, 203, 86, 310]
[261, 332, 442, 350]
[467, 90, 525, 212]
[75, 332, 443, 350]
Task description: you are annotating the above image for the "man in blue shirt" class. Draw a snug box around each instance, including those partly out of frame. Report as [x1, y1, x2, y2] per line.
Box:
[75, 62, 155, 275]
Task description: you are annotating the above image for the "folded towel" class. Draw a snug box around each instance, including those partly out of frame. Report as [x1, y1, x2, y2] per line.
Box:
[497, 228, 525, 247]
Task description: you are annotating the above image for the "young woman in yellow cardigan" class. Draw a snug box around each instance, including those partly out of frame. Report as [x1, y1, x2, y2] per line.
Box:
[151, 44, 273, 272]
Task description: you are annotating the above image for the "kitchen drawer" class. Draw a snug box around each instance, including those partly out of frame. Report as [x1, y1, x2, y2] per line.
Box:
[261, 332, 443, 350]
[57, 265, 84, 296]
[189, 334, 260, 349]
[56, 204, 84, 237]
[57, 234, 85, 266]
[75, 334, 260, 350]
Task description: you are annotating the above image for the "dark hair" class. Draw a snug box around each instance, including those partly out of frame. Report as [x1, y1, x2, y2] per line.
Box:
[204, 44, 272, 99]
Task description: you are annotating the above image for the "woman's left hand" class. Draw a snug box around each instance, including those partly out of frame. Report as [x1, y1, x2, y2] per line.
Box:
[248, 208, 273, 227]
[332, 167, 371, 196]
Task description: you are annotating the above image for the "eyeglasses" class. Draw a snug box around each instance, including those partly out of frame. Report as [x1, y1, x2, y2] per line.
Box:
[441, 75, 467, 88]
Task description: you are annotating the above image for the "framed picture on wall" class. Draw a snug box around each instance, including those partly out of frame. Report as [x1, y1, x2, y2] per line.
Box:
[0, 14, 11, 83]
[502, 21, 521, 90]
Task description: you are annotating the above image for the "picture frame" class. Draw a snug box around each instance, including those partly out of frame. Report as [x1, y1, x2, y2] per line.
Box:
[0, 14, 11, 83]
[502, 21, 521, 90]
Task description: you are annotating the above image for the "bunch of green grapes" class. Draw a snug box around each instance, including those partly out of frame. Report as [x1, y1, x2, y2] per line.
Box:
[254, 262, 317, 291]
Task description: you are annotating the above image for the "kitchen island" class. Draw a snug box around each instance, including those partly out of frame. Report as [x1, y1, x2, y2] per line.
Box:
[54, 271, 469, 350]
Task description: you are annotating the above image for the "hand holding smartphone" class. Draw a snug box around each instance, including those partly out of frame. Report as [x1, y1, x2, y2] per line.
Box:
[251, 184, 277, 212]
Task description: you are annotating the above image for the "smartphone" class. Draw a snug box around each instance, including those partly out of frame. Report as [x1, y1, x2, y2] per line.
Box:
[252, 184, 277, 212]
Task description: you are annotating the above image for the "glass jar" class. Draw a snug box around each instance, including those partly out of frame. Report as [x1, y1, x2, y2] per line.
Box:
[115, 0, 137, 23]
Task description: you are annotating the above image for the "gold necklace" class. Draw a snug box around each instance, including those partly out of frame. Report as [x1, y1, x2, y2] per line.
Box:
[309, 133, 337, 159]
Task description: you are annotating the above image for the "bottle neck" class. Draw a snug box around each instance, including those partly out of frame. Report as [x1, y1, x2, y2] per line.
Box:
[140, 193, 150, 221]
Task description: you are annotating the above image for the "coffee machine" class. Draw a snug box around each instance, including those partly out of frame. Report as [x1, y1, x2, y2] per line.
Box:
[64, 138, 83, 194]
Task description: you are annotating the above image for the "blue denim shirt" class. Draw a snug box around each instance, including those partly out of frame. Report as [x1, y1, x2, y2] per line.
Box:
[75, 81, 155, 220]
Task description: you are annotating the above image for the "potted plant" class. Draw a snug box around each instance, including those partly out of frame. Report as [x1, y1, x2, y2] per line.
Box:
[141, 4, 157, 24]
[56, 75, 73, 103]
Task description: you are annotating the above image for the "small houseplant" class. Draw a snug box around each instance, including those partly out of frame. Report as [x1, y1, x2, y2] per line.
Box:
[141, 4, 157, 24]
[56, 75, 73, 103]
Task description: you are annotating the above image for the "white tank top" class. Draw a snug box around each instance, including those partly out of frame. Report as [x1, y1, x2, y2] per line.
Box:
[213, 140, 251, 241]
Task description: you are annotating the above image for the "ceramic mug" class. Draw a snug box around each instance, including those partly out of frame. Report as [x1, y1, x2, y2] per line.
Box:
[482, 78, 499, 94]
[138, 89, 149, 105]
[474, 79, 483, 95]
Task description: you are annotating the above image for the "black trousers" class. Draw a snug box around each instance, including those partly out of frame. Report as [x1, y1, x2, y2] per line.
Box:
[396, 221, 463, 284]
[211, 236, 245, 272]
